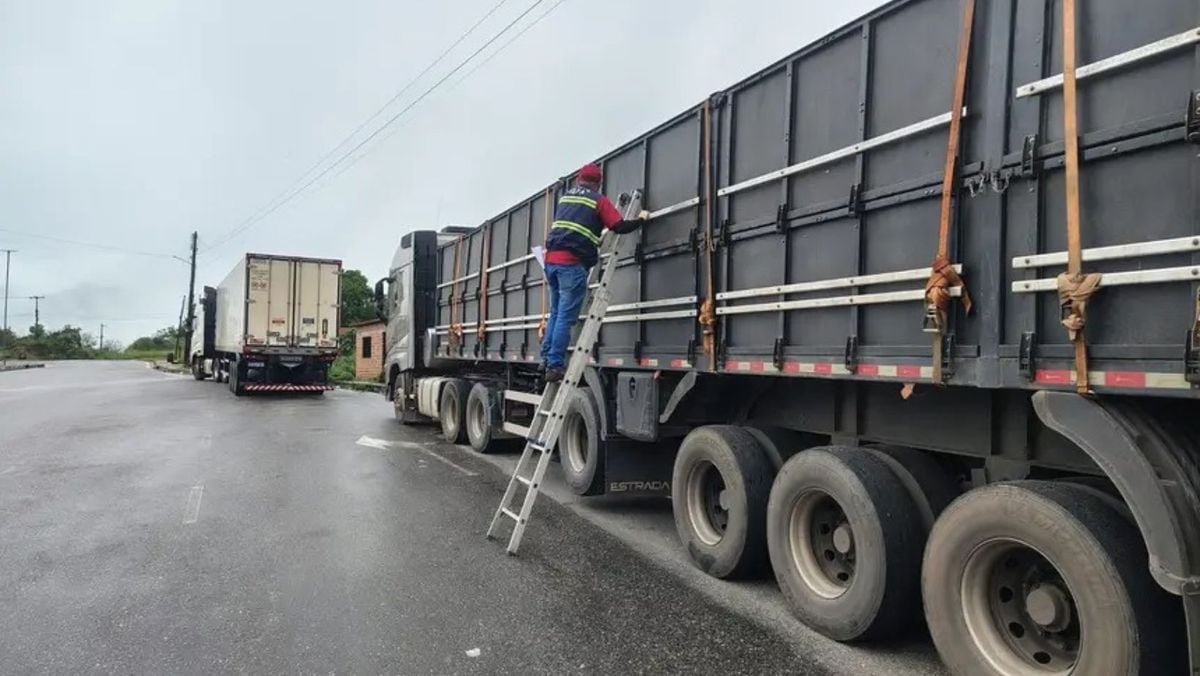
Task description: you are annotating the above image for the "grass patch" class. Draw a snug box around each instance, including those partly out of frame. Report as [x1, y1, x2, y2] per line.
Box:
[330, 352, 355, 382]
[120, 348, 176, 361]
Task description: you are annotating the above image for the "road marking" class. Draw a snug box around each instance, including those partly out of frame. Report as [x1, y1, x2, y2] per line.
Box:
[0, 466, 15, 476]
[355, 435, 391, 450]
[183, 484, 205, 524]
[356, 435, 479, 477]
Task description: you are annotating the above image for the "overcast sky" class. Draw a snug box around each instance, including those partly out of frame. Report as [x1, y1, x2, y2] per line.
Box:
[0, 0, 887, 344]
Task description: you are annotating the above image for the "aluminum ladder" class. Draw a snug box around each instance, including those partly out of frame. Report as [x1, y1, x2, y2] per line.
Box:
[486, 190, 641, 555]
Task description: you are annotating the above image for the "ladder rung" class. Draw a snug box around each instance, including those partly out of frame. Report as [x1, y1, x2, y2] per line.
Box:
[517, 475, 534, 487]
[537, 409, 552, 416]
[504, 389, 543, 406]
[502, 508, 521, 522]
[528, 441, 547, 452]
[503, 421, 531, 437]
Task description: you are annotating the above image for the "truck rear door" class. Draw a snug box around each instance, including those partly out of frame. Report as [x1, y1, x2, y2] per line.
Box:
[246, 256, 294, 347]
[294, 260, 340, 348]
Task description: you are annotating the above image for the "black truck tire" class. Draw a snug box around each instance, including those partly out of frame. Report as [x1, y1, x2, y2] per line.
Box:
[466, 383, 504, 453]
[560, 388, 604, 495]
[671, 425, 774, 579]
[229, 358, 245, 397]
[766, 446, 923, 642]
[439, 379, 470, 444]
[191, 357, 205, 381]
[392, 375, 416, 424]
[865, 444, 960, 535]
[923, 481, 1184, 676]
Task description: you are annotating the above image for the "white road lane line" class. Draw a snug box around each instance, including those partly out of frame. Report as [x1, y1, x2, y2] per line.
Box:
[356, 435, 479, 477]
[183, 484, 205, 524]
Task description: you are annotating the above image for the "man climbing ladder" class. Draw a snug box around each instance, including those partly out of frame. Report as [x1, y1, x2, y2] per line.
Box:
[541, 163, 649, 382]
[488, 183, 646, 555]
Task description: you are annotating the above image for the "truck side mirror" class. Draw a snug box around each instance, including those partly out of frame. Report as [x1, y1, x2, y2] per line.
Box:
[374, 278, 389, 321]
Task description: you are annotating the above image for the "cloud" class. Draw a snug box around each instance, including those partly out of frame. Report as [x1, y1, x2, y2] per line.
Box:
[0, 0, 887, 342]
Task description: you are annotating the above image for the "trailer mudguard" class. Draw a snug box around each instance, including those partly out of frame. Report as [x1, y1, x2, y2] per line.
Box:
[1033, 391, 1200, 594]
[1032, 391, 1200, 671]
[582, 366, 608, 439]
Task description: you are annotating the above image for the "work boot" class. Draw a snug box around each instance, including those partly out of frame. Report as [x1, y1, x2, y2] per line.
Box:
[544, 367, 564, 383]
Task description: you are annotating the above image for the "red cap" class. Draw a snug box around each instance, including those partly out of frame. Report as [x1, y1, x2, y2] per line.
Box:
[577, 163, 602, 185]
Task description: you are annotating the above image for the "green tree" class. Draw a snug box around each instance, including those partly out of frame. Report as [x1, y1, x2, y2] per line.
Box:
[329, 327, 356, 382]
[8, 324, 95, 359]
[127, 326, 178, 352]
[340, 269, 375, 326]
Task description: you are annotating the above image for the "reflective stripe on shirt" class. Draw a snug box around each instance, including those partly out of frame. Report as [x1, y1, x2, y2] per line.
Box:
[551, 220, 601, 244]
[558, 195, 598, 209]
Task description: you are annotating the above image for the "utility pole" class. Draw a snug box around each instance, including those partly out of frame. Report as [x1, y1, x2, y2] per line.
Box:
[27, 295, 45, 328]
[98, 324, 105, 352]
[183, 231, 198, 359]
[174, 294, 185, 362]
[1, 249, 15, 335]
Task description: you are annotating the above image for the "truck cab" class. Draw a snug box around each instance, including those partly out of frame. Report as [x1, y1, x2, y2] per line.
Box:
[377, 228, 472, 418]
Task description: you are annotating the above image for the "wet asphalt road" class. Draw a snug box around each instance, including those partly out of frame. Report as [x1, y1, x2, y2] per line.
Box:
[0, 361, 942, 675]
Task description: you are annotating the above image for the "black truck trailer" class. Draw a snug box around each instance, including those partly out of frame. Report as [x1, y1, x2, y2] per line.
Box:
[376, 0, 1200, 672]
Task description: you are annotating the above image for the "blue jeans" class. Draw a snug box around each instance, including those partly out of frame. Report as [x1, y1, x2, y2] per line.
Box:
[540, 262, 588, 369]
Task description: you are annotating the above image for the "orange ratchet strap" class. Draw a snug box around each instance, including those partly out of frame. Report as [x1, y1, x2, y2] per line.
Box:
[924, 0, 976, 384]
[448, 235, 465, 347]
[1057, 0, 1101, 394]
[477, 224, 491, 341]
[700, 98, 718, 371]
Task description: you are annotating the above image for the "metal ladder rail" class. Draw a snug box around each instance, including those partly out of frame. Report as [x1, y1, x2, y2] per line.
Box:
[485, 242, 619, 553]
[486, 191, 638, 554]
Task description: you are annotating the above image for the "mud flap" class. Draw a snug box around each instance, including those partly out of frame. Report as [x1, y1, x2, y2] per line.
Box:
[602, 438, 674, 498]
[1186, 589, 1200, 676]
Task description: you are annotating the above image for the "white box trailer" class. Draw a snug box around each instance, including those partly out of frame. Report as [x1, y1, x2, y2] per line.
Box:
[190, 253, 341, 395]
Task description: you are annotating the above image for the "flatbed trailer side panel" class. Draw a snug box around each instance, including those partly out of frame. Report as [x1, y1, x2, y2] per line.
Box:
[1003, 0, 1199, 383]
[429, 0, 1200, 400]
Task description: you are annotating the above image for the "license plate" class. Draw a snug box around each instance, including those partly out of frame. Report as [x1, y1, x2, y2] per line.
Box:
[279, 356, 303, 364]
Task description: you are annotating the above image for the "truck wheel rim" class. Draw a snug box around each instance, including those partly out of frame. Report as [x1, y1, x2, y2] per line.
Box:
[789, 491, 854, 599]
[686, 460, 728, 546]
[960, 538, 1080, 675]
[467, 396, 485, 442]
[563, 412, 588, 474]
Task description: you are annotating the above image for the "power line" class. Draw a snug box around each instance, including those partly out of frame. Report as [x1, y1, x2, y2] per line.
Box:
[199, 0, 514, 255]
[0, 228, 187, 260]
[318, 0, 572, 189]
[201, 0, 551, 255]
[449, 0, 569, 91]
